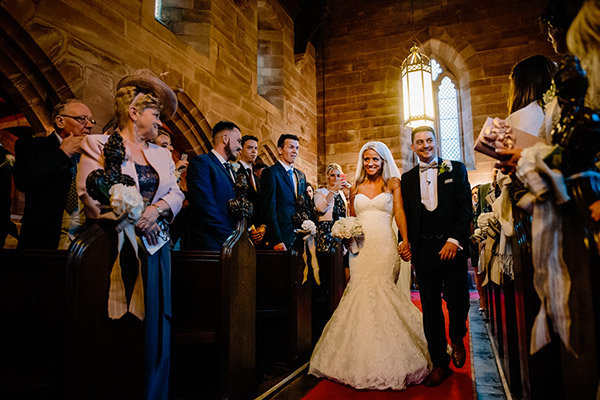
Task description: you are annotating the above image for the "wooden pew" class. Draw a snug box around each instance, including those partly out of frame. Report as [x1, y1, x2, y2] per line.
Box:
[313, 245, 345, 344]
[170, 218, 256, 400]
[65, 218, 256, 400]
[0, 249, 67, 398]
[0, 218, 256, 399]
[255, 238, 312, 372]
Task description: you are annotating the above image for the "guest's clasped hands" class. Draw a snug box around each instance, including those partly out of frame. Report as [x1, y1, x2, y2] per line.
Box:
[136, 204, 163, 246]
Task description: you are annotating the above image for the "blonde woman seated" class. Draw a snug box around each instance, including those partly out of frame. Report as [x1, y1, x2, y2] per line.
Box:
[313, 163, 349, 253]
[309, 141, 430, 390]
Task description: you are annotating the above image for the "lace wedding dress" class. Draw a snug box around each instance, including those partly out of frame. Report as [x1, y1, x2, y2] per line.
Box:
[308, 192, 431, 390]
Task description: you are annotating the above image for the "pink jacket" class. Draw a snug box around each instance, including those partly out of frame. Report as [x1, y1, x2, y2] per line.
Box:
[77, 134, 184, 220]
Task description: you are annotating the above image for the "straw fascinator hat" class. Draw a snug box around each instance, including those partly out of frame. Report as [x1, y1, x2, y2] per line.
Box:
[117, 69, 178, 121]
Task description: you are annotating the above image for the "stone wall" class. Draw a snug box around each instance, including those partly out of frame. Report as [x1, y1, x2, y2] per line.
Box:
[317, 0, 557, 187]
[0, 0, 318, 182]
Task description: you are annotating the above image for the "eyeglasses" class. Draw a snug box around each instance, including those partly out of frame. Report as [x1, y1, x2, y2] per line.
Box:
[60, 115, 97, 126]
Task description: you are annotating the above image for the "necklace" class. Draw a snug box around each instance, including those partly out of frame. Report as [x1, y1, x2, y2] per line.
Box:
[125, 138, 146, 150]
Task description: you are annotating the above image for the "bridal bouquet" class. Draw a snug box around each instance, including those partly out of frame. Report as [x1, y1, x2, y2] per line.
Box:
[331, 217, 363, 239]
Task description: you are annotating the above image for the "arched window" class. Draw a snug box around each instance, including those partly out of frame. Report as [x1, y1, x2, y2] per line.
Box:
[430, 58, 463, 161]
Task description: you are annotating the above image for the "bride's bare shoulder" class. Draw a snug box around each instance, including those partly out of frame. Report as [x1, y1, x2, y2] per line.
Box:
[387, 177, 400, 190]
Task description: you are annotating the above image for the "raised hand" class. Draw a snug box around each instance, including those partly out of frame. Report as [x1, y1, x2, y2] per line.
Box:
[60, 133, 84, 157]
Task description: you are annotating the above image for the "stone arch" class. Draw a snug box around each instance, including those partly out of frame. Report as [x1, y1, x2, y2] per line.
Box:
[165, 91, 213, 156]
[0, 5, 74, 136]
[257, 139, 278, 166]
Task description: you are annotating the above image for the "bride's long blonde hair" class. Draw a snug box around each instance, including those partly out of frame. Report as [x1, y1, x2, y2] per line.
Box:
[354, 141, 401, 187]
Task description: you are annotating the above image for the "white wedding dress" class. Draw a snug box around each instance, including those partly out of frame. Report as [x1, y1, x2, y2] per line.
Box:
[308, 192, 431, 390]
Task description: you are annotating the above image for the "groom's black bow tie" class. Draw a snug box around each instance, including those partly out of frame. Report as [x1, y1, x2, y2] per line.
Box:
[419, 161, 438, 172]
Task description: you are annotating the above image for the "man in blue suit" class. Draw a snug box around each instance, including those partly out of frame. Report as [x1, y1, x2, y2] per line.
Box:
[261, 134, 307, 251]
[185, 121, 242, 250]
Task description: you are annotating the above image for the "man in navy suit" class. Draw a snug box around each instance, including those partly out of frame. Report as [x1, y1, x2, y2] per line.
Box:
[237, 134, 266, 245]
[401, 126, 472, 387]
[261, 134, 307, 251]
[185, 121, 242, 250]
[14, 99, 94, 249]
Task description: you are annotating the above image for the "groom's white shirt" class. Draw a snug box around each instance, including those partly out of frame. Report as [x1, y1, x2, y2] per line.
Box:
[418, 160, 462, 250]
[419, 161, 438, 211]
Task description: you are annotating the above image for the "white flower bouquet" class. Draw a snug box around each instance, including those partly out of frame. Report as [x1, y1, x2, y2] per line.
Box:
[300, 219, 317, 235]
[109, 183, 144, 223]
[331, 217, 363, 239]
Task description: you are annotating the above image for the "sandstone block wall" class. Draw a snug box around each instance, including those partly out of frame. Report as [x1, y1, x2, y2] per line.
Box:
[317, 0, 556, 187]
[1, 0, 318, 182]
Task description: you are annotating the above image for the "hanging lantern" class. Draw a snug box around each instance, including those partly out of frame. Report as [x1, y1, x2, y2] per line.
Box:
[401, 43, 435, 128]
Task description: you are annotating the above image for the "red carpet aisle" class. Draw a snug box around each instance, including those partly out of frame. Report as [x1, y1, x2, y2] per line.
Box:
[302, 292, 474, 400]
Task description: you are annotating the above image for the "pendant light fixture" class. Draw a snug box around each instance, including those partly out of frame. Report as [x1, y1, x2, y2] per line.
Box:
[401, 1, 434, 128]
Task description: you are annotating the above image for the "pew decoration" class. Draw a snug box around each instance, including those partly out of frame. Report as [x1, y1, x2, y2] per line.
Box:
[295, 219, 320, 285]
[85, 132, 145, 320]
[513, 57, 600, 355]
[228, 172, 253, 220]
[292, 194, 320, 285]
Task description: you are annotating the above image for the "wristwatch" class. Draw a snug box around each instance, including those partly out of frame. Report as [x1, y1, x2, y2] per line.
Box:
[153, 204, 164, 214]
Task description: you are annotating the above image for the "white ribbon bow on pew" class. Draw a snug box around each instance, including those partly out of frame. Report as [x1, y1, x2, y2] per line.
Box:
[516, 143, 572, 355]
[295, 220, 321, 285]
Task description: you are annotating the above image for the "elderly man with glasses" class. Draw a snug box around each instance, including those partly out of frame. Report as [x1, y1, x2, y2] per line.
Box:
[14, 98, 95, 249]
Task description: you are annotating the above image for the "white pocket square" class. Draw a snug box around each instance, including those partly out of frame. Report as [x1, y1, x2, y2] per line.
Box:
[445, 178, 453, 184]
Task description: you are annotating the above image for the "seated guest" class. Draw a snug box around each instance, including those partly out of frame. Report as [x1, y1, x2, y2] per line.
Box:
[184, 121, 242, 250]
[237, 134, 266, 244]
[14, 98, 94, 249]
[77, 71, 184, 400]
[314, 163, 349, 253]
[261, 134, 307, 251]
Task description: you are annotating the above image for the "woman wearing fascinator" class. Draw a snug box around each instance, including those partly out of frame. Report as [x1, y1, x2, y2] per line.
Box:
[77, 70, 184, 399]
[308, 141, 431, 390]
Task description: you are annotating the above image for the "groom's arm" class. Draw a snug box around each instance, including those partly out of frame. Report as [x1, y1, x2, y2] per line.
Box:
[449, 161, 473, 245]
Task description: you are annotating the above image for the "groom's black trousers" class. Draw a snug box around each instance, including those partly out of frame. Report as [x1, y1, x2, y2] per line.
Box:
[414, 237, 470, 369]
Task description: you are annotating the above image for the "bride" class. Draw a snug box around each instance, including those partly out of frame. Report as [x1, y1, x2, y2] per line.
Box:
[308, 141, 431, 390]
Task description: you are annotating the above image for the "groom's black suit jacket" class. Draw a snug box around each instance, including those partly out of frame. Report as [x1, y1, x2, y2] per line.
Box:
[401, 158, 472, 260]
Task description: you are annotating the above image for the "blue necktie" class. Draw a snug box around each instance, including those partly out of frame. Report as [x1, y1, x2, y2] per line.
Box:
[287, 168, 294, 187]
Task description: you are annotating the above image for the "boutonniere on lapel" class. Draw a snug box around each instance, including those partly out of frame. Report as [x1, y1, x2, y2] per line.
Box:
[438, 159, 452, 175]
[230, 162, 241, 173]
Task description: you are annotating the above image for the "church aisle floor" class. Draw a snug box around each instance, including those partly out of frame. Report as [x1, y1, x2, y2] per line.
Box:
[265, 293, 506, 400]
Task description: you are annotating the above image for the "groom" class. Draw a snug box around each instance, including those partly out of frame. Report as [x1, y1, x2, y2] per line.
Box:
[400, 126, 472, 387]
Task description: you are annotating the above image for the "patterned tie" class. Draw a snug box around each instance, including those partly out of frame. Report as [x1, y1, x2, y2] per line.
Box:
[223, 162, 234, 181]
[64, 155, 80, 214]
